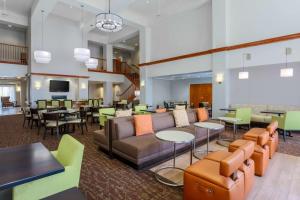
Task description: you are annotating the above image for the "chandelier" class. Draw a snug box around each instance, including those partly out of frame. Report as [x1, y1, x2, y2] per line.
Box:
[34, 10, 51, 64]
[96, 0, 123, 32]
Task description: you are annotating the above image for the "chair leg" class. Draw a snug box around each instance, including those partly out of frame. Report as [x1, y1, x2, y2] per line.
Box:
[27, 119, 31, 127]
[85, 123, 88, 132]
[43, 128, 47, 140]
[38, 124, 40, 135]
[80, 124, 84, 135]
[56, 127, 60, 139]
[283, 130, 286, 142]
[23, 118, 25, 127]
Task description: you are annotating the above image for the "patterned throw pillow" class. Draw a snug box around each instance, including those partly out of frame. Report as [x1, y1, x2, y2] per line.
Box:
[173, 109, 190, 127]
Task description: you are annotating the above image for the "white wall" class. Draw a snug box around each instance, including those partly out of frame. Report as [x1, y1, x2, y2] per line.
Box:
[229, 63, 300, 106]
[31, 14, 88, 76]
[228, 0, 300, 45]
[150, 1, 212, 61]
[30, 75, 81, 102]
[0, 63, 28, 77]
[0, 27, 26, 46]
[152, 79, 172, 106]
[88, 42, 103, 59]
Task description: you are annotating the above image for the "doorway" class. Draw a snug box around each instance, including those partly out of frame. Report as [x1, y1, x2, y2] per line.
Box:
[189, 84, 212, 108]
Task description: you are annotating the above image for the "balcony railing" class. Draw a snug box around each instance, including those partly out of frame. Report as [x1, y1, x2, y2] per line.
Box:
[0, 43, 28, 65]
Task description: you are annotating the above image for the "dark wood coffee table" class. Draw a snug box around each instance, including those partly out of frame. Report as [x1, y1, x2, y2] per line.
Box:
[0, 143, 64, 200]
[42, 187, 86, 200]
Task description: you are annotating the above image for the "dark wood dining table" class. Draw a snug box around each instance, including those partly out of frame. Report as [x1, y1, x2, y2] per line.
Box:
[219, 108, 236, 112]
[260, 110, 286, 116]
[0, 143, 64, 200]
[42, 187, 86, 200]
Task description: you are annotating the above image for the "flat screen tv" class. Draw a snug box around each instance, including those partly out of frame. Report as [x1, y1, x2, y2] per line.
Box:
[49, 80, 69, 92]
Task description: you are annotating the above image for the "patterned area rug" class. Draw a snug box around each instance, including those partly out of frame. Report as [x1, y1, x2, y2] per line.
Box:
[0, 115, 182, 200]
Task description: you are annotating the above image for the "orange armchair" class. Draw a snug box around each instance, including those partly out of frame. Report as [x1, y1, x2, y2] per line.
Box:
[184, 150, 245, 200]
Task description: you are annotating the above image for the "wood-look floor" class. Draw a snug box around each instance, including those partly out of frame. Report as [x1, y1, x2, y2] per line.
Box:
[151, 141, 300, 200]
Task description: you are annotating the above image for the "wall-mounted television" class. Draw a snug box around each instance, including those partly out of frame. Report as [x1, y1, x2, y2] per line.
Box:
[49, 80, 69, 92]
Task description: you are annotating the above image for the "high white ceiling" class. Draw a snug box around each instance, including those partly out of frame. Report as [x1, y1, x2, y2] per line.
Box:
[1, 0, 34, 16]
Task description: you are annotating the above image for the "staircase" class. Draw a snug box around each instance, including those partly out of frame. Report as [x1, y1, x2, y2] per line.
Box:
[114, 60, 140, 103]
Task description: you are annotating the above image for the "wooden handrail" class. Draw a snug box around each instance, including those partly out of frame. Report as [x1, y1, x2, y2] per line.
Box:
[0, 43, 28, 49]
[139, 32, 300, 67]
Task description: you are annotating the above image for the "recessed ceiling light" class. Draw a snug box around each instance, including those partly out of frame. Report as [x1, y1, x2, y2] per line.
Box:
[146, 0, 150, 4]
[8, 24, 12, 28]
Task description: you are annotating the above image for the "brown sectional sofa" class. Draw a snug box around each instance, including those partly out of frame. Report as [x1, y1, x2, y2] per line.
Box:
[94, 109, 224, 169]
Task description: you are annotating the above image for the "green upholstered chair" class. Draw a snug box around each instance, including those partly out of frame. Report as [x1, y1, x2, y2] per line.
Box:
[51, 100, 60, 108]
[88, 99, 94, 107]
[272, 111, 300, 141]
[37, 100, 47, 109]
[93, 99, 99, 107]
[64, 100, 72, 109]
[134, 105, 149, 115]
[99, 108, 116, 129]
[13, 135, 84, 200]
[225, 107, 252, 128]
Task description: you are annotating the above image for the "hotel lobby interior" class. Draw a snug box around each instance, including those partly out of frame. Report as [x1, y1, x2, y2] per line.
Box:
[0, 0, 300, 200]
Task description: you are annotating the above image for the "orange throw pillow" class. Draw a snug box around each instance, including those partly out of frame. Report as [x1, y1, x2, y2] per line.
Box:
[134, 115, 154, 136]
[156, 108, 167, 113]
[197, 108, 209, 122]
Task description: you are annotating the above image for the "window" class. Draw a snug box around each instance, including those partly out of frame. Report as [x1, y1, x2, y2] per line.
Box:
[0, 85, 16, 105]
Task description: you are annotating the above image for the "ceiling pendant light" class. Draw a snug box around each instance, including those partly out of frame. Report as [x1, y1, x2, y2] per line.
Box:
[34, 10, 51, 64]
[85, 58, 98, 69]
[280, 48, 293, 78]
[96, 0, 123, 32]
[74, 5, 90, 62]
[238, 53, 250, 80]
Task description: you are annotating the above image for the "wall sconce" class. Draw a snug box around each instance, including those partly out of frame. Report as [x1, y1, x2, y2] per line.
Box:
[34, 81, 41, 90]
[215, 73, 224, 84]
[16, 86, 21, 92]
[81, 83, 87, 89]
[134, 90, 140, 96]
[140, 80, 145, 87]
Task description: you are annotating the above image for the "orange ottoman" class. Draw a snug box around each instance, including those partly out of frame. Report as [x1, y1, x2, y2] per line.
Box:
[184, 150, 245, 200]
[229, 139, 269, 176]
[204, 141, 255, 198]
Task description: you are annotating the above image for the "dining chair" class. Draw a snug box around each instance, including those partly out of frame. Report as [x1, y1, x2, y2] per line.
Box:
[67, 109, 88, 134]
[51, 100, 60, 108]
[64, 100, 73, 109]
[91, 107, 100, 125]
[42, 113, 66, 139]
[21, 107, 31, 127]
[272, 111, 300, 141]
[99, 107, 116, 129]
[93, 99, 99, 107]
[13, 135, 84, 200]
[37, 100, 47, 109]
[30, 108, 39, 129]
[88, 99, 94, 107]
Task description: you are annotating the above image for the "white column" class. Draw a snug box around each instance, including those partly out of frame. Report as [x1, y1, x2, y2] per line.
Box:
[139, 67, 153, 106]
[78, 78, 88, 100]
[139, 27, 151, 63]
[103, 82, 113, 105]
[105, 44, 113, 72]
[212, 0, 230, 117]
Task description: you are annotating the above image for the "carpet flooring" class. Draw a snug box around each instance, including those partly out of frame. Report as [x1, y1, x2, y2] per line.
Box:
[1, 115, 300, 200]
[0, 115, 182, 200]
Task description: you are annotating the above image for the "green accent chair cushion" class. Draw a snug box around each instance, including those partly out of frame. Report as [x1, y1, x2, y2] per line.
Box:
[64, 100, 72, 109]
[251, 114, 272, 123]
[37, 100, 47, 109]
[93, 99, 99, 107]
[225, 108, 252, 125]
[88, 99, 93, 107]
[272, 111, 300, 131]
[134, 105, 149, 115]
[51, 100, 60, 108]
[99, 108, 116, 127]
[13, 135, 84, 200]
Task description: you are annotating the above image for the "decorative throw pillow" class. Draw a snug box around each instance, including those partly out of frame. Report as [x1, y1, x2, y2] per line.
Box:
[134, 115, 154, 136]
[173, 109, 190, 127]
[175, 105, 186, 110]
[116, 109, 132, 117]
[197, 108, 209, 122]
[156, 108, 167, 113]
